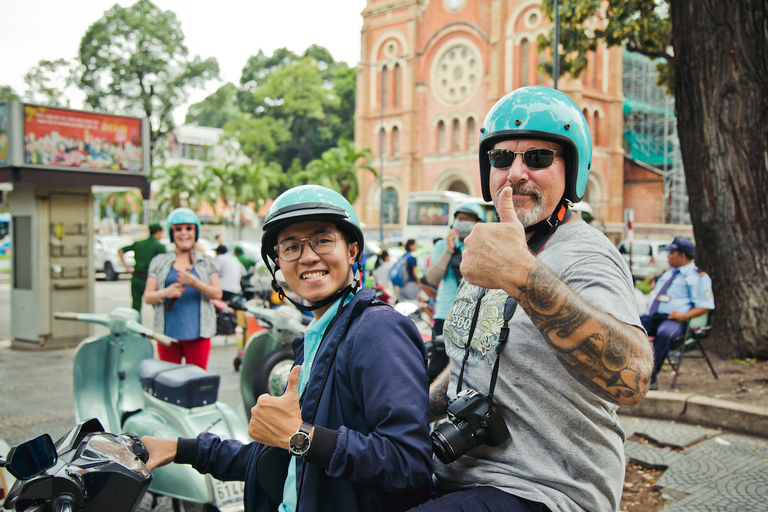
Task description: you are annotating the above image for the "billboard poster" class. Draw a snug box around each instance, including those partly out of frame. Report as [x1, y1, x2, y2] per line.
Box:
[0, 104, 7, 166]
[23, 105, 143, 173]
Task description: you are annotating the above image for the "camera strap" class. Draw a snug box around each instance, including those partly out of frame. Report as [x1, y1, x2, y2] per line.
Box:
[455, 207, 571, 396]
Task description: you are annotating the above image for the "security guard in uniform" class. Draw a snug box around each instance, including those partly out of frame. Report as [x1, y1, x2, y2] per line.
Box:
[640, 237, 715, 389]
[119, 222, 167, 316]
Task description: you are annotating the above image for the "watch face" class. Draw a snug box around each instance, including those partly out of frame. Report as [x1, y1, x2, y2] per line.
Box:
[289, 423, 312, 456]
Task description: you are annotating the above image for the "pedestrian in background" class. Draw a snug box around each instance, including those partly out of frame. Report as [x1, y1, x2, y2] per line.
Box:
[233, 245, 256, 271]
[118, 222, 166, 317]
[398, 239, 420, 300]
[143, 208, 222, 370]
[215, 245, 246, 302]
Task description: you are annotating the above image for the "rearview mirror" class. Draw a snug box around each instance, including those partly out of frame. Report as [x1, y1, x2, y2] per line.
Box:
[5, 434, 57, 480]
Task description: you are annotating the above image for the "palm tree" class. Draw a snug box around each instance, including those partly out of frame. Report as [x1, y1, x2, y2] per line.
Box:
[293, 141, 376, 202]
[153, 164, 196, 214]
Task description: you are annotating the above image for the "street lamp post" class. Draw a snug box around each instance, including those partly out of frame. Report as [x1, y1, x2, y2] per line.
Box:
[359, 55, 407, 244]
[553, 0, 560, 90]
[378, 67, 385, 243]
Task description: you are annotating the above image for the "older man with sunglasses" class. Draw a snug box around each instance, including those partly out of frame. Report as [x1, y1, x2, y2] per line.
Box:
[412, 87, 653, 512]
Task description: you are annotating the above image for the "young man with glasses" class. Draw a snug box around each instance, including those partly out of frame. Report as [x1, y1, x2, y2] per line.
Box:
[141, 185, 432, 512]
[412, 87, 653, 512]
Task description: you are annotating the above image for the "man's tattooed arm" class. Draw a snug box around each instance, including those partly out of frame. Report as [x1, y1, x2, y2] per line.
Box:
[517, 261, 653, 406]
[428, 367, 451, 422]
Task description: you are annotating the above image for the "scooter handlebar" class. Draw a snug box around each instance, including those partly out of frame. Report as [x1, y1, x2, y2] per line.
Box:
[151, 332, 176, 347]
[54, 312, 80, 320]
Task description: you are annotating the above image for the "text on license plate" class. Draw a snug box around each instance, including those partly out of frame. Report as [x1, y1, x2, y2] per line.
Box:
[213, 479, 245, 508]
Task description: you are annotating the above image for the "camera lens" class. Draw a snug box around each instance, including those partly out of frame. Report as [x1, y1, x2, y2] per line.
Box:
[431, 419, 479, 464]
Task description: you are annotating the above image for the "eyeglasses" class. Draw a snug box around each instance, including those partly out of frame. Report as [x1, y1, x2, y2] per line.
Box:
[172, 225, 195, 232]
[487, 148, 562, 170]
[275, 231, 344, 262]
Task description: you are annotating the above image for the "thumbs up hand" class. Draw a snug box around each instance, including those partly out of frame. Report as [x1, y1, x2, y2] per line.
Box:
[248, 365, 304, 448]
[460, 188, 536, 298]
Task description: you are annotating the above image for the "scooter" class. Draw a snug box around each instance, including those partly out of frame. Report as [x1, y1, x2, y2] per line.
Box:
[238, 301, 306, 418]
[1, 418, 151, 512]
[54, 307, 250, 512]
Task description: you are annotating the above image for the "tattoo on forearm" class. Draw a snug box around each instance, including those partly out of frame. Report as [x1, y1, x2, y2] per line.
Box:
[519, 262, 652, 404]
[428, 374, 450, 422]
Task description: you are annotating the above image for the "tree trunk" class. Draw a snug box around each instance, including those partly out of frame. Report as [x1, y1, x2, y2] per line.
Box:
[671, 0, 768, 358]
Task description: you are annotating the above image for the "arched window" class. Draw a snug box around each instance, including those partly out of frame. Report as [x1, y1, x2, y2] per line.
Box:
[593, 112, 600, 145]
[437, 121, 446, 153]
[394, 63, 401, 106]
[452, 119, 460, 151]
[583, 109, 590, 136]
[467, 117, 476, 150]
[382, 187, 399, 224]
[381, 66, 389, 107]
[392, 126, 400, 157]
[520, 39, 530, 86]
[379, 128, 386, 156]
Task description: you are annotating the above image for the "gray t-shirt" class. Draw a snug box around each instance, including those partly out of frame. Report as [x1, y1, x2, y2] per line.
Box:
[437, 220, 641, 512]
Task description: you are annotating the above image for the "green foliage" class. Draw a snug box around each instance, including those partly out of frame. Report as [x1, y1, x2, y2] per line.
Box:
[538, 0, 673, 89]
[23, 59, 80, 107]
[293, 141, 376, 203]
[0, 85, 21, 102]
[77, 0, 219, 152]
[185, 82, 241, 128]
[222, 115, 290, 163]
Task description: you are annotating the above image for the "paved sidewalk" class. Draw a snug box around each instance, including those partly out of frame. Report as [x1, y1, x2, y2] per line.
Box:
[2, 334, 767, 511]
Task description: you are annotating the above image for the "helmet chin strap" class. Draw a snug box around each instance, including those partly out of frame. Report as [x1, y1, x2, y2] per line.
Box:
[270, 265, 361, 313]
[523, 197, 572, 234]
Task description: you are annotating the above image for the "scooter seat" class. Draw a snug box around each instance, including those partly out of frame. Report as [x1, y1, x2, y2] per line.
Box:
[137, 359, 220, 409]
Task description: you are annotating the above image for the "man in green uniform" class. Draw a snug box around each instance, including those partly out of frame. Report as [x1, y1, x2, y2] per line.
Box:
[119, 222, 167, 315]
[233, 246, 256, 271]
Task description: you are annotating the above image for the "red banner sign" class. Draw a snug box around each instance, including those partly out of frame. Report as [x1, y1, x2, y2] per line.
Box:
[23, 106, 143, 172]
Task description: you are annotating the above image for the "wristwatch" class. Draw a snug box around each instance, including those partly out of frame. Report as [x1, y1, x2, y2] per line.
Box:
[288, 422, 313, 457]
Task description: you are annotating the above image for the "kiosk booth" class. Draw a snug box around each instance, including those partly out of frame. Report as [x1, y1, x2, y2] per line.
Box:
[0, 102, 149, 349]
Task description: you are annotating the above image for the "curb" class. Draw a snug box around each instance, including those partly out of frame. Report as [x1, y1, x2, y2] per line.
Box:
[620, 390, 768, 438]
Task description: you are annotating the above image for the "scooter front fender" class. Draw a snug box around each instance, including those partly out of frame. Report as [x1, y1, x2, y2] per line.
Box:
[239, 330, 290, 413]
[123, 405, 249, 505]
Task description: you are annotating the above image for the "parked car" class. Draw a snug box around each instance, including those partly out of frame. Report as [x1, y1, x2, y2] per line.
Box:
[617, 239, 672, 280]
[93, 235, 134, 281]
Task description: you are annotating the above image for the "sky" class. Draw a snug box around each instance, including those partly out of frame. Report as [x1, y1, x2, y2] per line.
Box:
[0, 0, 367, 123]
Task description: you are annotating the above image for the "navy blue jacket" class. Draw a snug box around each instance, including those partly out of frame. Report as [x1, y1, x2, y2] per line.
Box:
[176, 287, 432, 512]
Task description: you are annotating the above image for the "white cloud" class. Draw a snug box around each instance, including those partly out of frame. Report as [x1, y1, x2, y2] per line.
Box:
[1, 0, 366, 123]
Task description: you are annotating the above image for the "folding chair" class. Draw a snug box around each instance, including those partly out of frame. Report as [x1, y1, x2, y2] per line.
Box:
[666, 312, 718, 389]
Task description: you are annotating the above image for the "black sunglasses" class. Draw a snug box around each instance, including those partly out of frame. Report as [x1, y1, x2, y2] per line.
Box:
[487, 148, 562, 170]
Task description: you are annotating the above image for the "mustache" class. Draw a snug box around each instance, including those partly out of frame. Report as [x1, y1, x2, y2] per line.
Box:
[497, 185, 543, 202]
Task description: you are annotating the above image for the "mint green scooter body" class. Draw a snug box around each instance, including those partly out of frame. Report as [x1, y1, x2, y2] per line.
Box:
[68, 307, 248, 511]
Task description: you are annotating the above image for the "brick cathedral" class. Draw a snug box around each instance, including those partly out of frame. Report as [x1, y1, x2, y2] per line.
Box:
[353, 0, 639, 240]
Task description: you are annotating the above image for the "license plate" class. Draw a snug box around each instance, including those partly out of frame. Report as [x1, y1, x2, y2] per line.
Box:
[212, 478, 245, 510]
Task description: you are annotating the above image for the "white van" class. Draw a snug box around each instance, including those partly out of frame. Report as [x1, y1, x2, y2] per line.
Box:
[401, 191, 495, 249]
[617, 239, 672, 280]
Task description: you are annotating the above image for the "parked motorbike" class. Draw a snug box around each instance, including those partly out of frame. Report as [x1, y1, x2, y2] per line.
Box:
[0, 438, 15, 503]
[1, 418, 151, 512]
[394, 301, 447, 383]
[238, 302, 306, 418]
[54, 307, 249, 512]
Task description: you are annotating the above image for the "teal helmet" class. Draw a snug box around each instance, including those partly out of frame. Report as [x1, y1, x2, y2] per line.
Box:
[166, 207, 201, 242]
[261, 185, 364, 268]
[454, 202, 485, 222]
[478, 86, 592, 204]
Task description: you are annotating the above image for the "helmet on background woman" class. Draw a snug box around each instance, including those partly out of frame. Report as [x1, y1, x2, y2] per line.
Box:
[166, 207, 201, 242]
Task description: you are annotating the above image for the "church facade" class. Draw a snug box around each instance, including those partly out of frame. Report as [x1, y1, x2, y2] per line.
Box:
[354, 0, 628, 239]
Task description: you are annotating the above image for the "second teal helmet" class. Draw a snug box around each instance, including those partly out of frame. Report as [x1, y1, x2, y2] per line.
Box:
[478, 86, 592, 204]
[454, 202, 485, 222]
[261, 185, 365, 269]
[166, 207, 201, 242]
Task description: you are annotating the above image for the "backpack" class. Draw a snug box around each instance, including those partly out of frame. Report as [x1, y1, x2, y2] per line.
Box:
[388, 255, 409, 287]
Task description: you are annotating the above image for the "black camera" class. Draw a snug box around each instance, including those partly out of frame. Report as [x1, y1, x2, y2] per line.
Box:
[431, 389, 510, 464]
